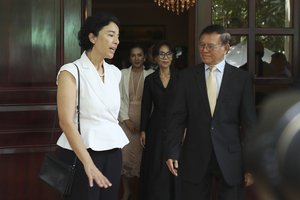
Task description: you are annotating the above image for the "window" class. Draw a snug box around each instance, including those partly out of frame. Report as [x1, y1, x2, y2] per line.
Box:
[197, 0, 299, 106]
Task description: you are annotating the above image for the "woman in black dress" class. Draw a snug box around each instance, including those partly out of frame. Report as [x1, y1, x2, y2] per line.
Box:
[139, 41, 180, 200]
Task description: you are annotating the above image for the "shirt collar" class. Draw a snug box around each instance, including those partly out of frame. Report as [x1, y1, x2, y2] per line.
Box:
[81, 51, 108, 69]
[205, 59, 226, 73]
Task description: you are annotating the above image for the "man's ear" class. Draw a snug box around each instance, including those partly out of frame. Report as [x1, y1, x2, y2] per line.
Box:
[224, 43, 230, 54]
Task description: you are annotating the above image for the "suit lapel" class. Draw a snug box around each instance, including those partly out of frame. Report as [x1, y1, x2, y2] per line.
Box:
[123, 67, 132, 98]
[153, 70, 164, 89]
[194, 64, 211, 116]
[166, 68, 176, 89]
[214, 63, 233, 115]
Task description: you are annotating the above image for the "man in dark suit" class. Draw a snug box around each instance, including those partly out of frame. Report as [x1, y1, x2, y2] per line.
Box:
[165, 24, 256, 200]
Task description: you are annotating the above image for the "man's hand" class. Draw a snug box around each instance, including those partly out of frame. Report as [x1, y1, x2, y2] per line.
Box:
[140, 131, 146, 148]
[166, 159, 178, 176]
[244, 172, 254, 187]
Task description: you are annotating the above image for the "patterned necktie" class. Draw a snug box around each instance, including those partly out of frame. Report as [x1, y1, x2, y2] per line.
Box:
[207, 66, 217, 115]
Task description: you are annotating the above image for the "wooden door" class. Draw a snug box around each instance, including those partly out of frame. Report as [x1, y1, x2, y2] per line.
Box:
[0, 0, 82, 199]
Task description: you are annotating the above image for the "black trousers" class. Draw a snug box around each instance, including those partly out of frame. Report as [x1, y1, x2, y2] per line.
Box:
[57, 147, 122, 200]
[180, 151, 244, 200]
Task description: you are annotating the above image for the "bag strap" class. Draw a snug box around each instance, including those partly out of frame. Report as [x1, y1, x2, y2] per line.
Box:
[74, 63, 81, 135]
[70, 63, 82, 167]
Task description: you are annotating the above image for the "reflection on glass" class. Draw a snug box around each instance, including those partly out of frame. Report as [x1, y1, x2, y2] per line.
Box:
[212, 0, 248, 28]
[256, 0, 292, 28]
[225, 35, 248, 68]
[0, 0, 58, 86]
[270, 52, 292, 77]
[255, 35, 292, 77]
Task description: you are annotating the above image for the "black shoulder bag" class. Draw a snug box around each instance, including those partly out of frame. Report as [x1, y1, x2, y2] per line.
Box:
[39, 64, 81, 196]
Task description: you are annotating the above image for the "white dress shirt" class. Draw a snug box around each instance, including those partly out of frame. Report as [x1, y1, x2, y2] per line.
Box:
[205, 59, 225, 97]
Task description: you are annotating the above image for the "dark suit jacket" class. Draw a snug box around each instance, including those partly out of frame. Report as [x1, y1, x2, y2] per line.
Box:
[166, 63, 256, 186]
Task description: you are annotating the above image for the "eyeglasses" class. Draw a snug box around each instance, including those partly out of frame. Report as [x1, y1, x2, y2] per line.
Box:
[199, 43, 223, 51]
[158, 51, 174, 59]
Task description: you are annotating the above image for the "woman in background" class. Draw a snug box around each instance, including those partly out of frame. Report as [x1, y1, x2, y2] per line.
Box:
[119, 44, 154, 200]
[56, 13, 128, 200]
[139, 41, 180, 200]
